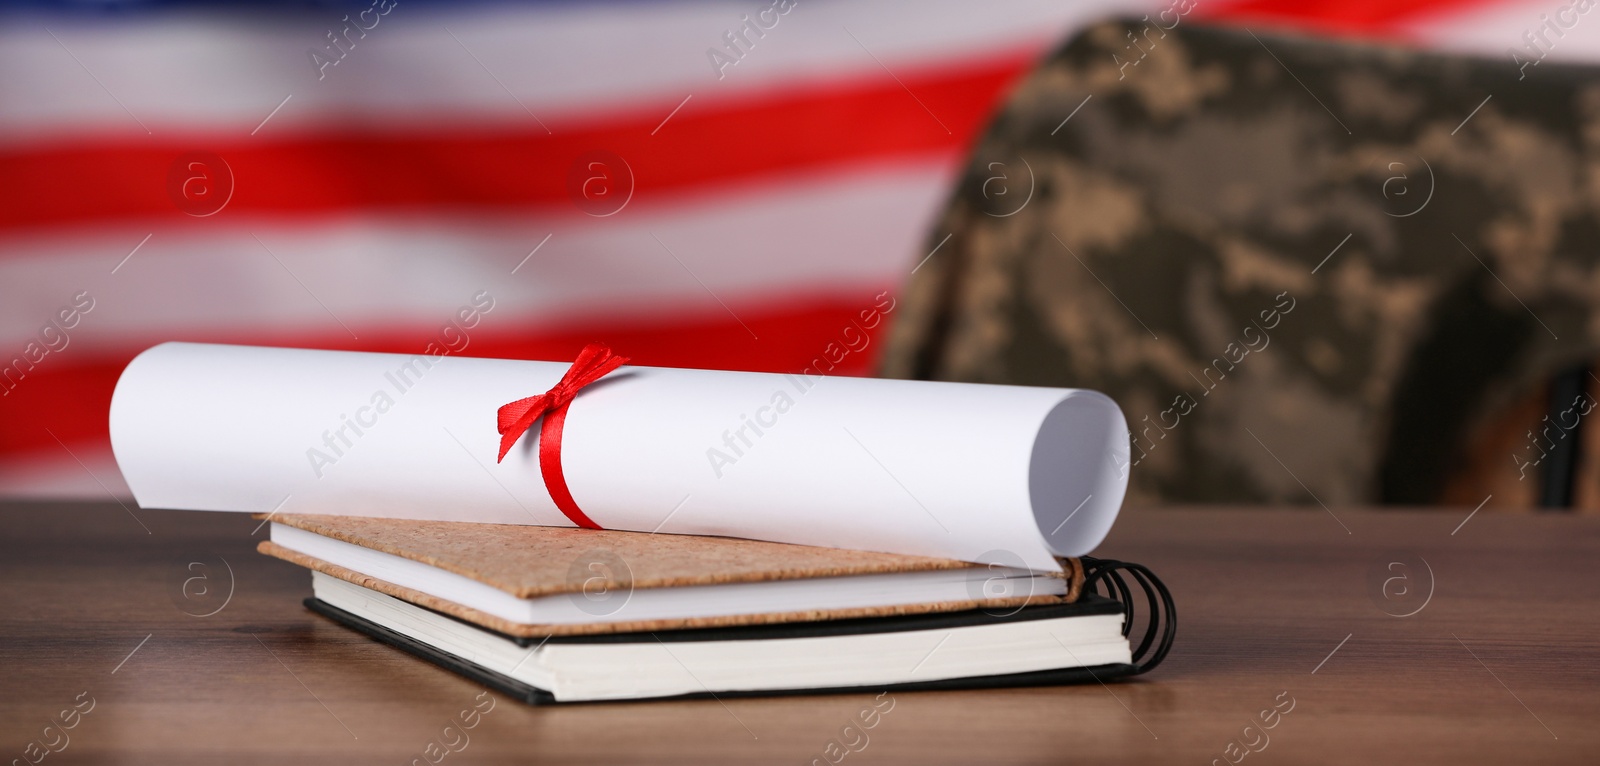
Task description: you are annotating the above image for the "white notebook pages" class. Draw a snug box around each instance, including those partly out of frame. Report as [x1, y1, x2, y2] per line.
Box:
[312, 572, 1133, 702]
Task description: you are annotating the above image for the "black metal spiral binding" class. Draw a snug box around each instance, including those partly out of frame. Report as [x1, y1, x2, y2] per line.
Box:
[1079, 557, 1175, 674]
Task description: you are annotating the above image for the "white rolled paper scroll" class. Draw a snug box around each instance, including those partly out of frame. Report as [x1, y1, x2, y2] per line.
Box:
[110, 342, 1131, 572]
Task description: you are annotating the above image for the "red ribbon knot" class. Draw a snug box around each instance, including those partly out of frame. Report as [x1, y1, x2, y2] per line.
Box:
[496, 343, 628, 530]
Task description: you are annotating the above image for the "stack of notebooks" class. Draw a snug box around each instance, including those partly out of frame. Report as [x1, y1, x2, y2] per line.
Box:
[259, 514, 1173, 704]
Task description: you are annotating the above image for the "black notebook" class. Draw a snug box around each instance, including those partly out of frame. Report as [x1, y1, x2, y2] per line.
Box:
[303, 557, 1174, 704]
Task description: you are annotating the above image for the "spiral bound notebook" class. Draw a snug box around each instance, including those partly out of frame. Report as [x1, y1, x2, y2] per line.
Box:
[258, 515, 1174, 703]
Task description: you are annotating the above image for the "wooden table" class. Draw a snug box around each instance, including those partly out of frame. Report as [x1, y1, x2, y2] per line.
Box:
[3, 500, 1597, 764]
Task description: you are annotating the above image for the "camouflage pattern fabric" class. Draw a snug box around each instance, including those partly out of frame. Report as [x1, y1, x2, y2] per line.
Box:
[881, 18, 1600, 506]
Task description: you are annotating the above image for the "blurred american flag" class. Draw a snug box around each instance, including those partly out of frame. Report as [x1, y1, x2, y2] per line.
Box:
[0, 0, 1584, 498]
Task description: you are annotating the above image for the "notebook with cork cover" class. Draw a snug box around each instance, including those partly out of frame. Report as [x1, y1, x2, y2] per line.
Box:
[257, 513, 1084, 638]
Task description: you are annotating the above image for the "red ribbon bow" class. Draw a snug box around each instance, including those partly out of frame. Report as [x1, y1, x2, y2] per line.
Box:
[495, 343, 628, 530]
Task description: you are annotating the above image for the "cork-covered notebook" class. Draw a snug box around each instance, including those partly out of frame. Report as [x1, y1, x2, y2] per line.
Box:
[257, 513, 1084, 638]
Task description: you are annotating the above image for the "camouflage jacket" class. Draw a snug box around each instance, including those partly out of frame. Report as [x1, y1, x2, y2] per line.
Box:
[881, 18, 1600, 506]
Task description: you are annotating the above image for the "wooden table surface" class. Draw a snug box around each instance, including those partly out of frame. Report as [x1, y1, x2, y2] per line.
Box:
[3, 500, 1597, 765]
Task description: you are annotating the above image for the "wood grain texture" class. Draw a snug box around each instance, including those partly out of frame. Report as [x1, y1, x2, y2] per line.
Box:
[4, 501, 1599, 765]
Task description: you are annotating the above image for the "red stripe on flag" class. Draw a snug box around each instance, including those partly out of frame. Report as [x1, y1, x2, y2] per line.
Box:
[0, 54, 1033, 234]
[1203, 0, 1508, 38]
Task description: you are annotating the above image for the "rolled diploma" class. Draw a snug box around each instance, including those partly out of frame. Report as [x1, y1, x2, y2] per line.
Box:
[110, 342, 1130, 572]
